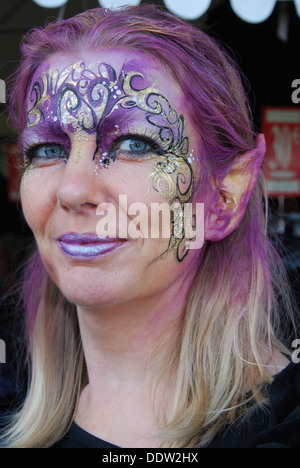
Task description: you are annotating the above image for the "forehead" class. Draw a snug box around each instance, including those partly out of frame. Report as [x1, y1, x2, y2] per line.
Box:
[27, 49, 184, 110]
[23, 48, 197, 159]
[23, 49, 199, 208]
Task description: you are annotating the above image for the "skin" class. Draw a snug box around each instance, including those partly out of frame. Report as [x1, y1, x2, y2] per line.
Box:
[20, 49, 286, 447]
[21, 48, 203, 294]
[21, 49, 203, 447]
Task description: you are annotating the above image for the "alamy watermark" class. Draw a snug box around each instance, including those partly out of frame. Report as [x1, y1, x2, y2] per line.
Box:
[0, 339, 6, 364]
[96, 196, 205, 249]
[291, 79, 300, 104]
[292, 339, 300, 364]
[0, 79, 5, 104]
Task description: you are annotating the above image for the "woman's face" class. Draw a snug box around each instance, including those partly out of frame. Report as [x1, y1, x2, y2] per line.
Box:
[20, 49, 203, 308]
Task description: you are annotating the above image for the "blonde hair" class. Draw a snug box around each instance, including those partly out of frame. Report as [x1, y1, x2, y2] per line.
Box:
[1, 179, 294, 448]
[1, 5, 296, 448]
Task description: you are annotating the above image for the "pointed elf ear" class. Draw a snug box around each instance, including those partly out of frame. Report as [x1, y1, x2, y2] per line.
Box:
[205, 134, 266, 242]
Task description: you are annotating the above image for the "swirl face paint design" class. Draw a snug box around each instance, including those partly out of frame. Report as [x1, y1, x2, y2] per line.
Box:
[25, 61, 196, 261]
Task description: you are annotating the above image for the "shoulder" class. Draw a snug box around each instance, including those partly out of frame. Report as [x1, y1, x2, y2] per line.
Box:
[207, 361, 300, 449]
[251, 361, 300, 448]
[206, 404, 271, 448]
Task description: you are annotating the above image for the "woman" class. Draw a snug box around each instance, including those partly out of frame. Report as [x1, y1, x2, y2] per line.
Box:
[0, 5, 299, 448]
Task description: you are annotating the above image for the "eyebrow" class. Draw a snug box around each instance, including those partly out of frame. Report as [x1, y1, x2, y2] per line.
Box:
[21, 121, 70, 144]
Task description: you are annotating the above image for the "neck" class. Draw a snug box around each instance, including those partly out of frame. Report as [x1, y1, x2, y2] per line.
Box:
[74, 261, 198, 446]
[76, 271, 192, 387]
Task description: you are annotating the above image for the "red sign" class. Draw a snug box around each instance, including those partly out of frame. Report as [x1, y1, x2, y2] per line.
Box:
[7, 142, 23, 202]
[262, 107, 300, 196]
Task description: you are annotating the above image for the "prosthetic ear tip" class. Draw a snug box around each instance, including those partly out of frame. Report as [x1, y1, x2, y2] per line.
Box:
[255, 133, 266, 151]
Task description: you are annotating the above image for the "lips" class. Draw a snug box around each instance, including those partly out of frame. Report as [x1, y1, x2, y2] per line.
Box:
[57, 232, 127, 259]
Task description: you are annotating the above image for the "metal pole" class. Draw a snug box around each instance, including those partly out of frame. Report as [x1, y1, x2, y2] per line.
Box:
[57, 0, 68, 20]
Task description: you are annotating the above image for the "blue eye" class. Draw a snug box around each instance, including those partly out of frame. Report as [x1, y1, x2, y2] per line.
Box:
[118, 138, 151, 153]
[111, 136, 164, 161]
[36, 144, 66, 158]
[25, 143, 69, 163]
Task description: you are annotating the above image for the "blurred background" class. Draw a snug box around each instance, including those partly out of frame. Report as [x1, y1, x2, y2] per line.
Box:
[0, 0, 299, 407]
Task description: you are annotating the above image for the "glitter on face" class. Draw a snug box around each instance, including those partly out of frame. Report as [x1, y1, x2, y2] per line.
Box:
[24, 59, 196, 261]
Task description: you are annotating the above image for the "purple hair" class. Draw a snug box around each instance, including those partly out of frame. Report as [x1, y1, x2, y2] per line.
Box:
[3, 5, 297, 449]
[9, 4, 255, 183]
[8, 4, 262, 333]
[9, 4, 279, 327]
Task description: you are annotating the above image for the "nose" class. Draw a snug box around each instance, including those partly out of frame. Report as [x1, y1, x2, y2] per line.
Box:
[56, 139, 104, 214]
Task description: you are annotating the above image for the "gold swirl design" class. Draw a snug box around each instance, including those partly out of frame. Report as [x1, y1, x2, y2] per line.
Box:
[25, 63, 196, 261]
[27, 73, 49, 128]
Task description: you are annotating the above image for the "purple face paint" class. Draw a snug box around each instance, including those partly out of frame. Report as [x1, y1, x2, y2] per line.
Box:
[23, 57, 196, 262]
[24, 60, 192, 166]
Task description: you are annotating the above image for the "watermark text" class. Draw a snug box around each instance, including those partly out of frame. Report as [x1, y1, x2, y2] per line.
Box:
[0, 79, 5, 104]
[291, 79, 300, 104]
[96, 196, 205, 250]
[292, 339, 300, 364]
[0, 339, 6, 364]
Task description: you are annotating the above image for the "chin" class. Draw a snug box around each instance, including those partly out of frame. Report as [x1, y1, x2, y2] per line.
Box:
[57, 279, 133, 310]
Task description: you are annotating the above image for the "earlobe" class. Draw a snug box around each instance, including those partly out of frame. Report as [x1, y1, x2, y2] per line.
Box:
[205, 134, 266, 242]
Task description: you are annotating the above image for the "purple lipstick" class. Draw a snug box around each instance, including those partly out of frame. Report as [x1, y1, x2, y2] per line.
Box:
[57, 233, 126, 259]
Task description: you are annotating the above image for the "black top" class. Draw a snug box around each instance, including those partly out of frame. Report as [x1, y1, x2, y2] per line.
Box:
[0, 359, 299, 448]
[52, 408, 269, 448]
[51, 362, 300, 449]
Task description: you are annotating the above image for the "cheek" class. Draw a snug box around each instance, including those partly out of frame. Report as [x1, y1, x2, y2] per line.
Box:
[110, 160, 166, 204]
[106, 162, 166, 241]
[116, 160, 199, 259]
[20, 166, 57, 235]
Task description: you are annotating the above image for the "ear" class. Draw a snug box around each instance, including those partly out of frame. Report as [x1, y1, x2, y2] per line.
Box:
[205, 134, 266, 242]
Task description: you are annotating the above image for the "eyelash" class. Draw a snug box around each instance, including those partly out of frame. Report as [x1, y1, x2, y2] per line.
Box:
[109, 131, 165, 157]
[22, 130, 165, 165]
[23, 139, 69, 164]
